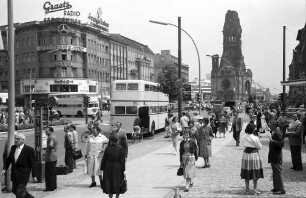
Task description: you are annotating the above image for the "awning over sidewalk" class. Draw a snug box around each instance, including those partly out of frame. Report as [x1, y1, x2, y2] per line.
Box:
[281, 79, 306, 86]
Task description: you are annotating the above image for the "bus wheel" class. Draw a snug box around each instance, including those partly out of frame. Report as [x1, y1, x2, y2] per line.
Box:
[77, 111, 83, 117]
[150, 123, 155, 136]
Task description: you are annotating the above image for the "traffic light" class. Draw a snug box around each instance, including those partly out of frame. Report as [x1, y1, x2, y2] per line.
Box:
[196, 93, 200, 103]
[83, 95, 90, 107]
[278, 93, 284, 102]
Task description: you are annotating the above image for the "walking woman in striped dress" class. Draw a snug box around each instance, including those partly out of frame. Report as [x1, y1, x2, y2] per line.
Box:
[240, 121, 264, 195]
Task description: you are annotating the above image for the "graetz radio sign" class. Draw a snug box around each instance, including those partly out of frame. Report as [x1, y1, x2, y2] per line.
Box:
[43, 1, 80, 17]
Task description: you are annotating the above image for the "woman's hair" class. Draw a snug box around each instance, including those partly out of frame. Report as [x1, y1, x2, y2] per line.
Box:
[172, 117, 178, 122]
[203, 117, 209, 124]
[188, 121, 194, 125]
[245, 121, 256, 134]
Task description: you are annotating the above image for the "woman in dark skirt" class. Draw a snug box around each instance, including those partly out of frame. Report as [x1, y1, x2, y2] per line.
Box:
[101, 133, 126, 198]
[240, 121, 263, 195]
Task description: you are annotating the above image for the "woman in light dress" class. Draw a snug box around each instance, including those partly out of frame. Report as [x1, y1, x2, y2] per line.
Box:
[179, 130, 198, 192]
[170, 117, 182, 155]
[85, 126, 109, 187]
[198, 118, 214, 168]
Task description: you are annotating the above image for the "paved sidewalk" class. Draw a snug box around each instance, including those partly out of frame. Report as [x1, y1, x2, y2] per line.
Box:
[2, 119, 306, 198]
[164, 130, 306, 197]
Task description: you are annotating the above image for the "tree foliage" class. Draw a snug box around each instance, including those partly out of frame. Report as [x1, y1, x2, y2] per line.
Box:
[157, 65, 187, 102]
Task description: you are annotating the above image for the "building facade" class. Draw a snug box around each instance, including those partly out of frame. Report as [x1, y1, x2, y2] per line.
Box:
[210, 10, 252, 101]
[285, 23, 306, 106]
[110, 34, 155, 82]
[154, 50, 189, 82]
[189, 78, 211, 101]
[0, 17, 111, 106]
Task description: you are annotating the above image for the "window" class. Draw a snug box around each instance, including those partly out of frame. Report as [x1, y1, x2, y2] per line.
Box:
[62, 54, 67, 61]
[89, 85, 96, 92]
[116, 83, 126, 90]
[126, 106, 137, 114]
[145, 84, 150, 91]
[53, 54, 57, 61]
[115, 106, 125, 114]
[150, 106, 157, 114]
[61, 67, 67, 77]
[127, 83, 138, 90]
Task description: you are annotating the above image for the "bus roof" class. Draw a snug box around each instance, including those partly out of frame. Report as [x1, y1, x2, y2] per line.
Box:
[113, 80, 159, 86]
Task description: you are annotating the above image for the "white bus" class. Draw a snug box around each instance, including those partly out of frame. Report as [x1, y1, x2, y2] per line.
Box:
[111, 80, 169, 136]
[49, 93, 100, 117]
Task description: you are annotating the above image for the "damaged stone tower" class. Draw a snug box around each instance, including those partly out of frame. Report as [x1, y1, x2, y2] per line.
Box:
[211, 10, 252, 101]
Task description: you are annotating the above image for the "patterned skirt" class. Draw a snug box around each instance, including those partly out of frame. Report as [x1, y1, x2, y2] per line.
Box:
[240, 148, 264, 180]
[182, 152, 196, 179]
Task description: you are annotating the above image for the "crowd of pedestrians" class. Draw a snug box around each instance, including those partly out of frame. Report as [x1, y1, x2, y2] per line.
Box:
[0, 108, 34, 125]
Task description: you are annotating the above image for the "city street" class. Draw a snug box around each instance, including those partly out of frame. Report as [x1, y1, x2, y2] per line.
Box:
[1, 113, 305, 198]
[0, 111, 111, 173]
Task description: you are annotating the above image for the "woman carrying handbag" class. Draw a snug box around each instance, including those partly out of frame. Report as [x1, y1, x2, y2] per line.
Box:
[179, 130, 198, 192]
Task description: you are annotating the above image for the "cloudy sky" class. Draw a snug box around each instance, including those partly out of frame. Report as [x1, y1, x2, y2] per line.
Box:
[0, 0, 305, 94]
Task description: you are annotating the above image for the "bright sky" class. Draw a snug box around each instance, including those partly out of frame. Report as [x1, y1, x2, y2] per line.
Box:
[0, 0, 305, 95]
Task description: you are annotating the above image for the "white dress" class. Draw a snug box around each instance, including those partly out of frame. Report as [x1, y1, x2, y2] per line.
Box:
[85, 133, 108, 176]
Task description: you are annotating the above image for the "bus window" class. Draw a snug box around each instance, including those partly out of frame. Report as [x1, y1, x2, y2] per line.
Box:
[126, 106, 137, 114]
[153, 86, 158, 92]
[127, 83, 138, 90]
[116, 83, 126, 90]
[115, 106, 125, 114]
[145, 84, 149, 91]
[149, 85, 154, 91]
[150, 106, 157, 114]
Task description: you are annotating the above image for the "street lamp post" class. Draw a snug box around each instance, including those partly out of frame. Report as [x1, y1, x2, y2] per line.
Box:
[149, 19, 202, 115]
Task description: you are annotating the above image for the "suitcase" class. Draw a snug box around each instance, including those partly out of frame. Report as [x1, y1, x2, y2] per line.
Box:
[56, 165, 71, 175]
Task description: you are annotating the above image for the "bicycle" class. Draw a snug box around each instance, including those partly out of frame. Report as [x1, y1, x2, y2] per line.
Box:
[131, 126, 143, 143]
[81, 129, 107, 143]
[81, 130, 91, 143]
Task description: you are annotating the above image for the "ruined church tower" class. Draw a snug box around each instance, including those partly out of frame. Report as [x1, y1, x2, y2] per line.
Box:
[211, 10, 252, 101]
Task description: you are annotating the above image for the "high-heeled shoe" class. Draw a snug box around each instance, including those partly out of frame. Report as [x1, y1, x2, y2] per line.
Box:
[189, 182, 193, 187]
[89, 182, 96, 188]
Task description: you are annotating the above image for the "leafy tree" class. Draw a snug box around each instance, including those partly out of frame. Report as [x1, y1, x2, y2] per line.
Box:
[157, 64, 187, 102]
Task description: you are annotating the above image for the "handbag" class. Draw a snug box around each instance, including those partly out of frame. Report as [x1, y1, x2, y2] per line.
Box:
[73, 149, 83, 160]
[56, 165, 69, 175]
[177, 166, 183, 176]
[120, 174, 127, 194]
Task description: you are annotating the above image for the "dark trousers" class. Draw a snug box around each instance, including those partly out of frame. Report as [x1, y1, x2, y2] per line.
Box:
[65, 148, 74, 172]
[271, 162, 285, 191]
[45, 160, 57, 190]
[233, 128, 241, 145]
[290, 145, 303, 170]
[12, 182, 33, 198]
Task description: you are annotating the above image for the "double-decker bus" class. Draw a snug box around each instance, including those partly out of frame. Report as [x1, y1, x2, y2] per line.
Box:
[50, 93, 100, 117]
[111, 80, 169, 136]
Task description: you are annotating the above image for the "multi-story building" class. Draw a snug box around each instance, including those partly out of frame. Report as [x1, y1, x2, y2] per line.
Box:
[154, 50, 189, 82]
[283, 22, 306, 105]
[0, 17, 111, 106]
[110, 34, 154, 82]
[189, 78, 212, 101]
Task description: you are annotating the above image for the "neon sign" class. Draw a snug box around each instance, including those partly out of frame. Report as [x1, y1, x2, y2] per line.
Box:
[43, 1, 72, 14]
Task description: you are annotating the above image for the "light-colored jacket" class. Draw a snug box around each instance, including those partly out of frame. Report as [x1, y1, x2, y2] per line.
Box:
[287, 119, 302, 146]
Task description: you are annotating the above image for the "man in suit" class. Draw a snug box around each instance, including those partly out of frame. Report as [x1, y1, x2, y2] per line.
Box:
[268, 127, 286, 195]
[286, 113, 303, 171]
[231, 110, 243, 146]
[45, 127, 57, 191]
[116, 122, 128, 158]
[1, 133, 36, 198]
